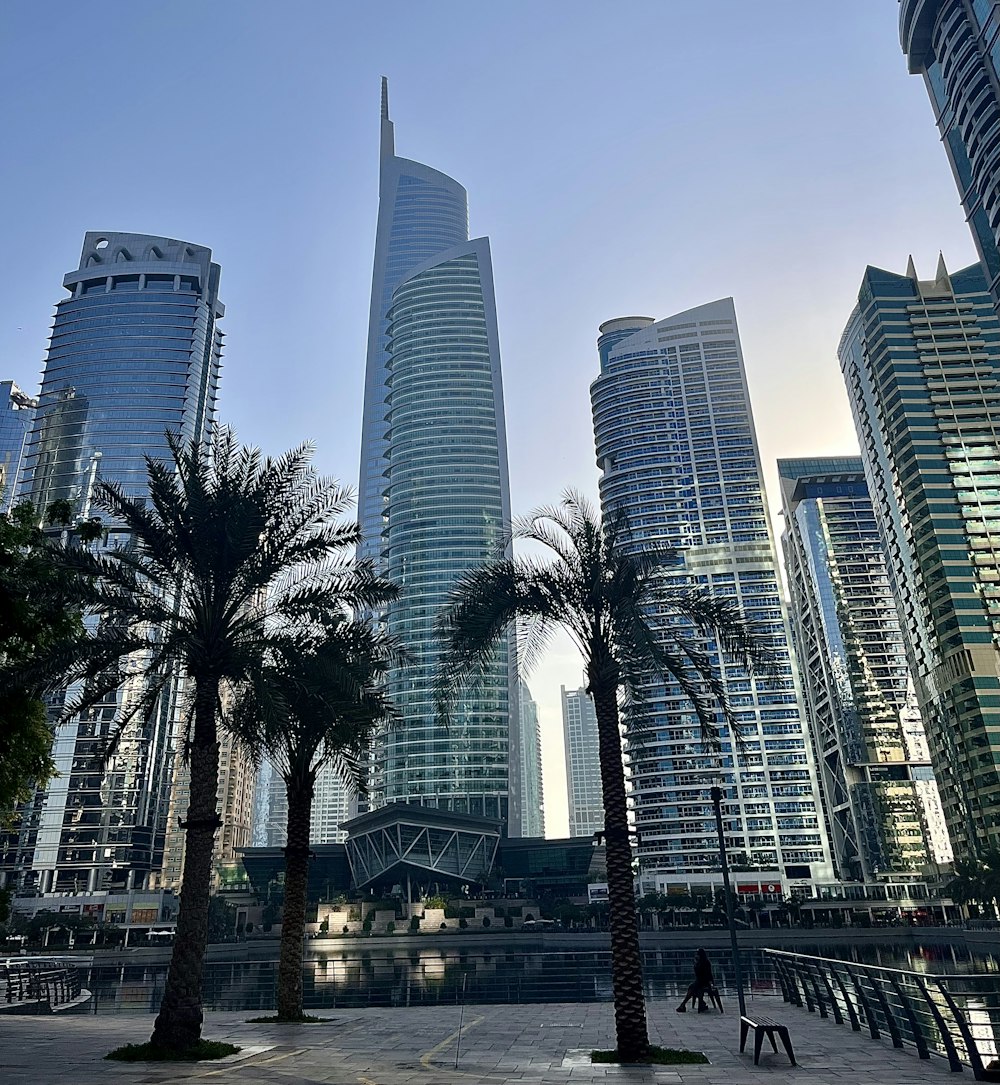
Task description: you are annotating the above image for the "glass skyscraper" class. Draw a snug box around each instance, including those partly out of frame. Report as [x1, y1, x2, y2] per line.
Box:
[359, 82, 518, 829]
[0, 380, 36, 513]
[519, 680, 545, 838]
[0, 232, 224, 895]
[900, 1, 1000, 311]
[779, 457, 951, 880]
[839, 257, 1000, 859]
[590, 300, 832, 884]
[562, 685, 604, 839]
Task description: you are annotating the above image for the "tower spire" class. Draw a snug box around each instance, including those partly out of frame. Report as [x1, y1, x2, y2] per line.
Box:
[380, 76, 394, 161]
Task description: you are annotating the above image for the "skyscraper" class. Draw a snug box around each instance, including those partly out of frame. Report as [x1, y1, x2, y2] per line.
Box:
[519, 680, 545, 838]
[900, 1, 1000, 311]
[359, 83, 518, 828]
[562, 685, 604, 839]
[590, 301, 832, 882]
[779, 457, 952, 879]
[839, 257, 1000, 858]
[0, 232, 224, 895]
[0, 380, 35, 513]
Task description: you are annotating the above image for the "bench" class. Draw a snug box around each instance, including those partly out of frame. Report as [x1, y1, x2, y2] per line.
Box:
[740, 1015, 795, 1066]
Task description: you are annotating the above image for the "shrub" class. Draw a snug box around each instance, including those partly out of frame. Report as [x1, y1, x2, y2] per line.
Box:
[409, 916, 420, 932]
[504, 916, 513, 928]
[524, 913, 534, 922]
[319, 919, 329, 933]
[439, 922, 447, 930]
[386, 921, 395, 934]
[459, 918, 468, 929]
[482, 916, 491, 928]
[342, 925, 349, 934]
[362, 916, 373, 933]
[245, 921, 254, 933]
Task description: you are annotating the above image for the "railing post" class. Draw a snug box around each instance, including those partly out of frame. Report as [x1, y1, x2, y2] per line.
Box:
[889, 975, 929, 1060]
[844, 964, 881, 1040]
[810, 960, 842, 1024]
[936, 981, 991, 1081]
[868, 970, 904, 1049]
[796, 959, 816, 1013]
[831, 966, 861, 1032]
[916, 976, 963, 1073]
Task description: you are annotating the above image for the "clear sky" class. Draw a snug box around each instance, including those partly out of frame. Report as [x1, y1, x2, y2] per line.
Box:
[1, 1, 981, 837]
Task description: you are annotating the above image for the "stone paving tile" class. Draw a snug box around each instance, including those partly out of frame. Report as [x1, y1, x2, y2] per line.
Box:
[0, 996, 966, 1084]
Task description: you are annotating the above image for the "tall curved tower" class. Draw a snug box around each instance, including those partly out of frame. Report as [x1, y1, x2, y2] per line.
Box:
[357, 79, 469, 568]
[358, 83, 519, 831]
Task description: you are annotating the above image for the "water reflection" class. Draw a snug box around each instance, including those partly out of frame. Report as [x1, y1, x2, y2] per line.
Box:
[73, 941, 999, 1015]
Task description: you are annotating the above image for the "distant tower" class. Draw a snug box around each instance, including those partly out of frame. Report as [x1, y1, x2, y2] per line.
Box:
[779, 456, 952, 879]
[519, 680, 545, 838]
[0, 233, 224, 896]
[590, 301, 832, 883]
[562, 685, 604, 839]
[840, 256, 1000, 858]
[0, 380, 36, 513]
[358, 81, 519, 829]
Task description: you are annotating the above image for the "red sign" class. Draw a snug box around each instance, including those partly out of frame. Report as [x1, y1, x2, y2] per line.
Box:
[761, 882, 782, 894]
[736, 883, 760, 895]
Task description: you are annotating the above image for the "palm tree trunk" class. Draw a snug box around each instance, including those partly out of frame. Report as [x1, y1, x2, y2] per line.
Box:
[276, 773, 313, 1020]
[150, 681, 221, 1051]
[590, 667, 649, 1060]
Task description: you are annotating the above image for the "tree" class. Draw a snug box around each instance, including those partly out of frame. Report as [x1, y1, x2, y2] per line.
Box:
[946, 853, 1000, 917]
[0, 501, 100, 816]
[230, 617, 398, 1020]
[41, 429, 384, 1053]
[437, 491, 771, 1061]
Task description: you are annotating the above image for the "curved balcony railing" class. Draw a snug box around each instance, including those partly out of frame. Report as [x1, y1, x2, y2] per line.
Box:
[766, 948, 1000, 1081]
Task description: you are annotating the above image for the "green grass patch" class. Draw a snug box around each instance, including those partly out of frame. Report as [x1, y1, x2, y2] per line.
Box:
[591, 1046, 709, 1065]
[246, 1014, 332, 1023]
[105, 1040, 240, 1063]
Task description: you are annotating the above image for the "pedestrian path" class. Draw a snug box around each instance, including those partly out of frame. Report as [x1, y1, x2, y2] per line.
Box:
[0, 996, 960, 1083]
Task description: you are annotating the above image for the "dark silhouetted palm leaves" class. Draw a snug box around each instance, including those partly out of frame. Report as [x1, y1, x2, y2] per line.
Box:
[46, 429, 389, 1052]
[946, 852, 1000, 917]
[229, 617, 399, 1020]
[437, 491, 772, 1061]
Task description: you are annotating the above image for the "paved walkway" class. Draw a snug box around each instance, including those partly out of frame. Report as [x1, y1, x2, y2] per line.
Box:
[0, 996, 957, 1084]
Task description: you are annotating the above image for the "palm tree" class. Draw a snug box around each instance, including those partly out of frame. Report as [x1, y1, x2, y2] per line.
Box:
[230, 617, 399, 1020]
[46, 429, 389, 1052]
[437, 491, 772, 1061]
[946, 852, 1000, 918]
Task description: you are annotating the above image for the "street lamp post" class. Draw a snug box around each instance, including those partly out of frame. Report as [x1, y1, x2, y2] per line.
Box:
[711, 785, 746, 1017]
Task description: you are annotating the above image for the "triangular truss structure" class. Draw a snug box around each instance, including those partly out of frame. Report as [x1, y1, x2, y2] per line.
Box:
[344, 807, 501, 889]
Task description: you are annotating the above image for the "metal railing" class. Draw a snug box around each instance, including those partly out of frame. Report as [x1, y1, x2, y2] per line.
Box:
[1, 961, 85, 1011]
[766, 948, 1000, 1080]
[75, 948, 782, 1015]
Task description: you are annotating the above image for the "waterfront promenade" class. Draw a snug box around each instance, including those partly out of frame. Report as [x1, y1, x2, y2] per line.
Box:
[0, 996, 956, 1084]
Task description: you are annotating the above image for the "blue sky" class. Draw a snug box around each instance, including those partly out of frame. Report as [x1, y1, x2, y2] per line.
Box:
[1, 1, 980, 834]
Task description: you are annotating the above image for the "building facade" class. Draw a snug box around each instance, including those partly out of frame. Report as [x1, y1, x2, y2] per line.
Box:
[839, 257, 1000, 858]
[359, 82, 518, 829]
[519, 680, 545, 838]
[779, 456, 952, 880]
[160, 729, 256, 890]
[0, 232, 224, 895]
[590, 300, 833, 884]
[562, 685, 604, 839]
[0, 380, 36, 513]
[900, 0, 1000, 311]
